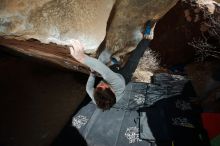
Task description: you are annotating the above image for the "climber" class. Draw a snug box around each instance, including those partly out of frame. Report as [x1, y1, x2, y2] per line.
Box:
[69, 20, 156, 110]
[69, 40, 126, 110]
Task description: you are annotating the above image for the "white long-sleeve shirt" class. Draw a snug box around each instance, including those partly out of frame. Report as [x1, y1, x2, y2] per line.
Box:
[84, 54, 125, 104]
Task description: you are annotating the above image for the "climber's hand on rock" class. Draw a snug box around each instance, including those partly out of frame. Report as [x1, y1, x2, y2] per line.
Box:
[69, 40, 86, 63]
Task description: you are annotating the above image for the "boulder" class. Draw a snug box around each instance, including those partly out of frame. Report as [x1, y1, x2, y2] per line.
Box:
[0, 0, 179, 72]
[104, 0, 179, 62]
[150, 0, 220, 66]
[0, 51, 88, 146]
[0, 0, 115, 53]
[185, 61, 220, 112]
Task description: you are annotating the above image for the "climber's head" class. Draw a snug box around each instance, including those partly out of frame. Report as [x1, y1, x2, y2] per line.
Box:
[94, 82, 116, 110]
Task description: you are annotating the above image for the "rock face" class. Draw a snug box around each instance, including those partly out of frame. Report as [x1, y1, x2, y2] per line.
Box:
[214, 0, 220, 3]
[0, 0, 115, 53]
[186, 62, 220, 98]
[0, 50, 88, 146]
[104, 0, 179, 62]
[185, 61, 220, 112]
[0, 0, 179, 72]
[150, 0, 220, 66]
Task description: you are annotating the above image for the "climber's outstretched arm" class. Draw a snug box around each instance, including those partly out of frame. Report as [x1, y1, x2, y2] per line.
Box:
[69, 40, 125, 101]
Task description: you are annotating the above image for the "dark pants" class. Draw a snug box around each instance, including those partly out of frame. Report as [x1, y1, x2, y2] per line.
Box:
[111, 39, 150, 84]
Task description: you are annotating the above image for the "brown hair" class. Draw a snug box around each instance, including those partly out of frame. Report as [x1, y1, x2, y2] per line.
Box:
[94, 86, 116, 111]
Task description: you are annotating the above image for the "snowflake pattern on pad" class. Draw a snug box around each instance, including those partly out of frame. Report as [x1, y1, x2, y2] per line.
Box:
[134, 94, 145, 105]
[72, 115, 88, 129]
[125, 127, 142, 144]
